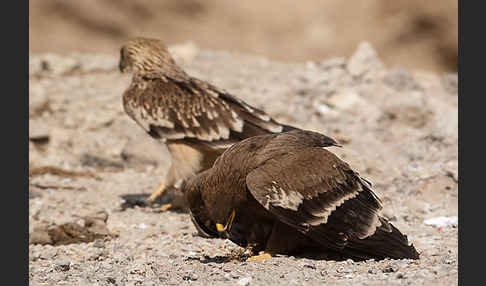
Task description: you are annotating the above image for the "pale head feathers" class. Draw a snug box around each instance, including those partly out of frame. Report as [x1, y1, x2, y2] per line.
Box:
[119, 37, 187, 80]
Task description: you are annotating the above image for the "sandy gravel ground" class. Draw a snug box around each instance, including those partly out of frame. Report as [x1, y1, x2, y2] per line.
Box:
[29, 42, 458, 285]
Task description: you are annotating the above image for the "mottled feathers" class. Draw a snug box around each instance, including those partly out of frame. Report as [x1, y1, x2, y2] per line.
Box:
[120, 37, 293, 151]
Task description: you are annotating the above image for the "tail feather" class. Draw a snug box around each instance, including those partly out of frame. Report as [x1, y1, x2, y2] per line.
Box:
[341, 217, 419, 260]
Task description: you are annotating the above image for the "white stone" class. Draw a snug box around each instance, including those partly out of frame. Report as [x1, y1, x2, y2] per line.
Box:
[237, 277, 251, 286]
[327, 89, 362, 110]
[346, 42, 384, 77]
[424, 216, 458, 228]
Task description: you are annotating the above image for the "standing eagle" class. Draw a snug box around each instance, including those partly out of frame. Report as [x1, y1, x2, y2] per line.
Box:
[184, 129, 419, 261]
[119, 37, 295, 209]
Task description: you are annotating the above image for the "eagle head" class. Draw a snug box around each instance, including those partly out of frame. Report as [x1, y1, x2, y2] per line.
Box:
[119, 37, 185, 79]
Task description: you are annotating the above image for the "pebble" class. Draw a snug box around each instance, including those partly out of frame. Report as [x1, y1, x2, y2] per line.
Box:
[346, 41, 384, 78]
[382, 265, 398, 273]
[54, 259, 71, 271]
[29, 228, 52, 245]
[182, 274, 198, 281]
[383, 67, 420, 91]
[29, 119, 50, 141]
[93, 240, 105, 248]
[315, 103, 335, 116]
[237, 277, 251, 286]
[336, 266, 352, 274]
[326, 89, 362, 110]
[368, 268, 377, 274]
[40, 246, 58, 260]
[396, 273, 405, 279]
[424, 216, 458, 228]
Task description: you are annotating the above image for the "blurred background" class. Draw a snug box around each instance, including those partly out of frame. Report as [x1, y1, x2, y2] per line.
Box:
[29, 0, 457, 74]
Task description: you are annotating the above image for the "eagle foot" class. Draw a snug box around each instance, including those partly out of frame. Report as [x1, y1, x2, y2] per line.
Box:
[246, 253, 272, 262]
[158, 203, 173, 212]
[146, 182, 166, 204]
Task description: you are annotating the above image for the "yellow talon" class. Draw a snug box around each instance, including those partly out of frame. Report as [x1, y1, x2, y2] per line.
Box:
[146, 182, 166, 204]
[246, 253, 272, 262]
[159, 203, 173, 212]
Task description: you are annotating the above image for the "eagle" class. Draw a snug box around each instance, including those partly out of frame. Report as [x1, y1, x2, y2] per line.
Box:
[184, 129, 420, 261]
[119, 37, 295, 209]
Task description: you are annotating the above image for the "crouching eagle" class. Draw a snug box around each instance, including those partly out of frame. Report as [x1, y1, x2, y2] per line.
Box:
[184, 129, 419, 261]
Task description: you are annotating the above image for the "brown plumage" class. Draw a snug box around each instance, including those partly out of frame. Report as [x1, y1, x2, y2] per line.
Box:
[184, 129, 419, 261]
[119, 37, 296, 207]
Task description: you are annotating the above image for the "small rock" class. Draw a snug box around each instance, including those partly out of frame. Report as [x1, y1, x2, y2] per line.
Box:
[314, 103, 337, 116]
[30, 227, 52, 245]
[383, 67, 420, 91]
[54, 259, 71, 271]
[303, 264, 316, 270]
[93, 240, 105, 248]
[89, 249, 107, 260]
[137, 223, 148, 229]
[336, 266, 351, 274]
[237, 277, 251, 286]
[444, 258, 456, 265]
[39, 246, 58, 260]
[182, 274, 198, 281]
[327, 89, 362, 110]
[29, 120, 50, 144]
[382, 265, 398, 273]
[346, 42, 384, 78]
[424, 216, 458, 228]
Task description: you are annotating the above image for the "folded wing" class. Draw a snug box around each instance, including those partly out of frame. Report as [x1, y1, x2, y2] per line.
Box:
[123, 76, 293, 150]
[246, 147, 383, 251]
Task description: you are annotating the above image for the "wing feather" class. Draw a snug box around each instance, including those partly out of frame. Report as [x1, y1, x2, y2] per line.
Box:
[246, 148, 383, 250]
[123, 76, 290, 149]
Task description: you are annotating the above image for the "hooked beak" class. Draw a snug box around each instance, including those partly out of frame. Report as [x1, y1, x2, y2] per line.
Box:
[119, 59, 126, 73]
[216, 209, 236, 239]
